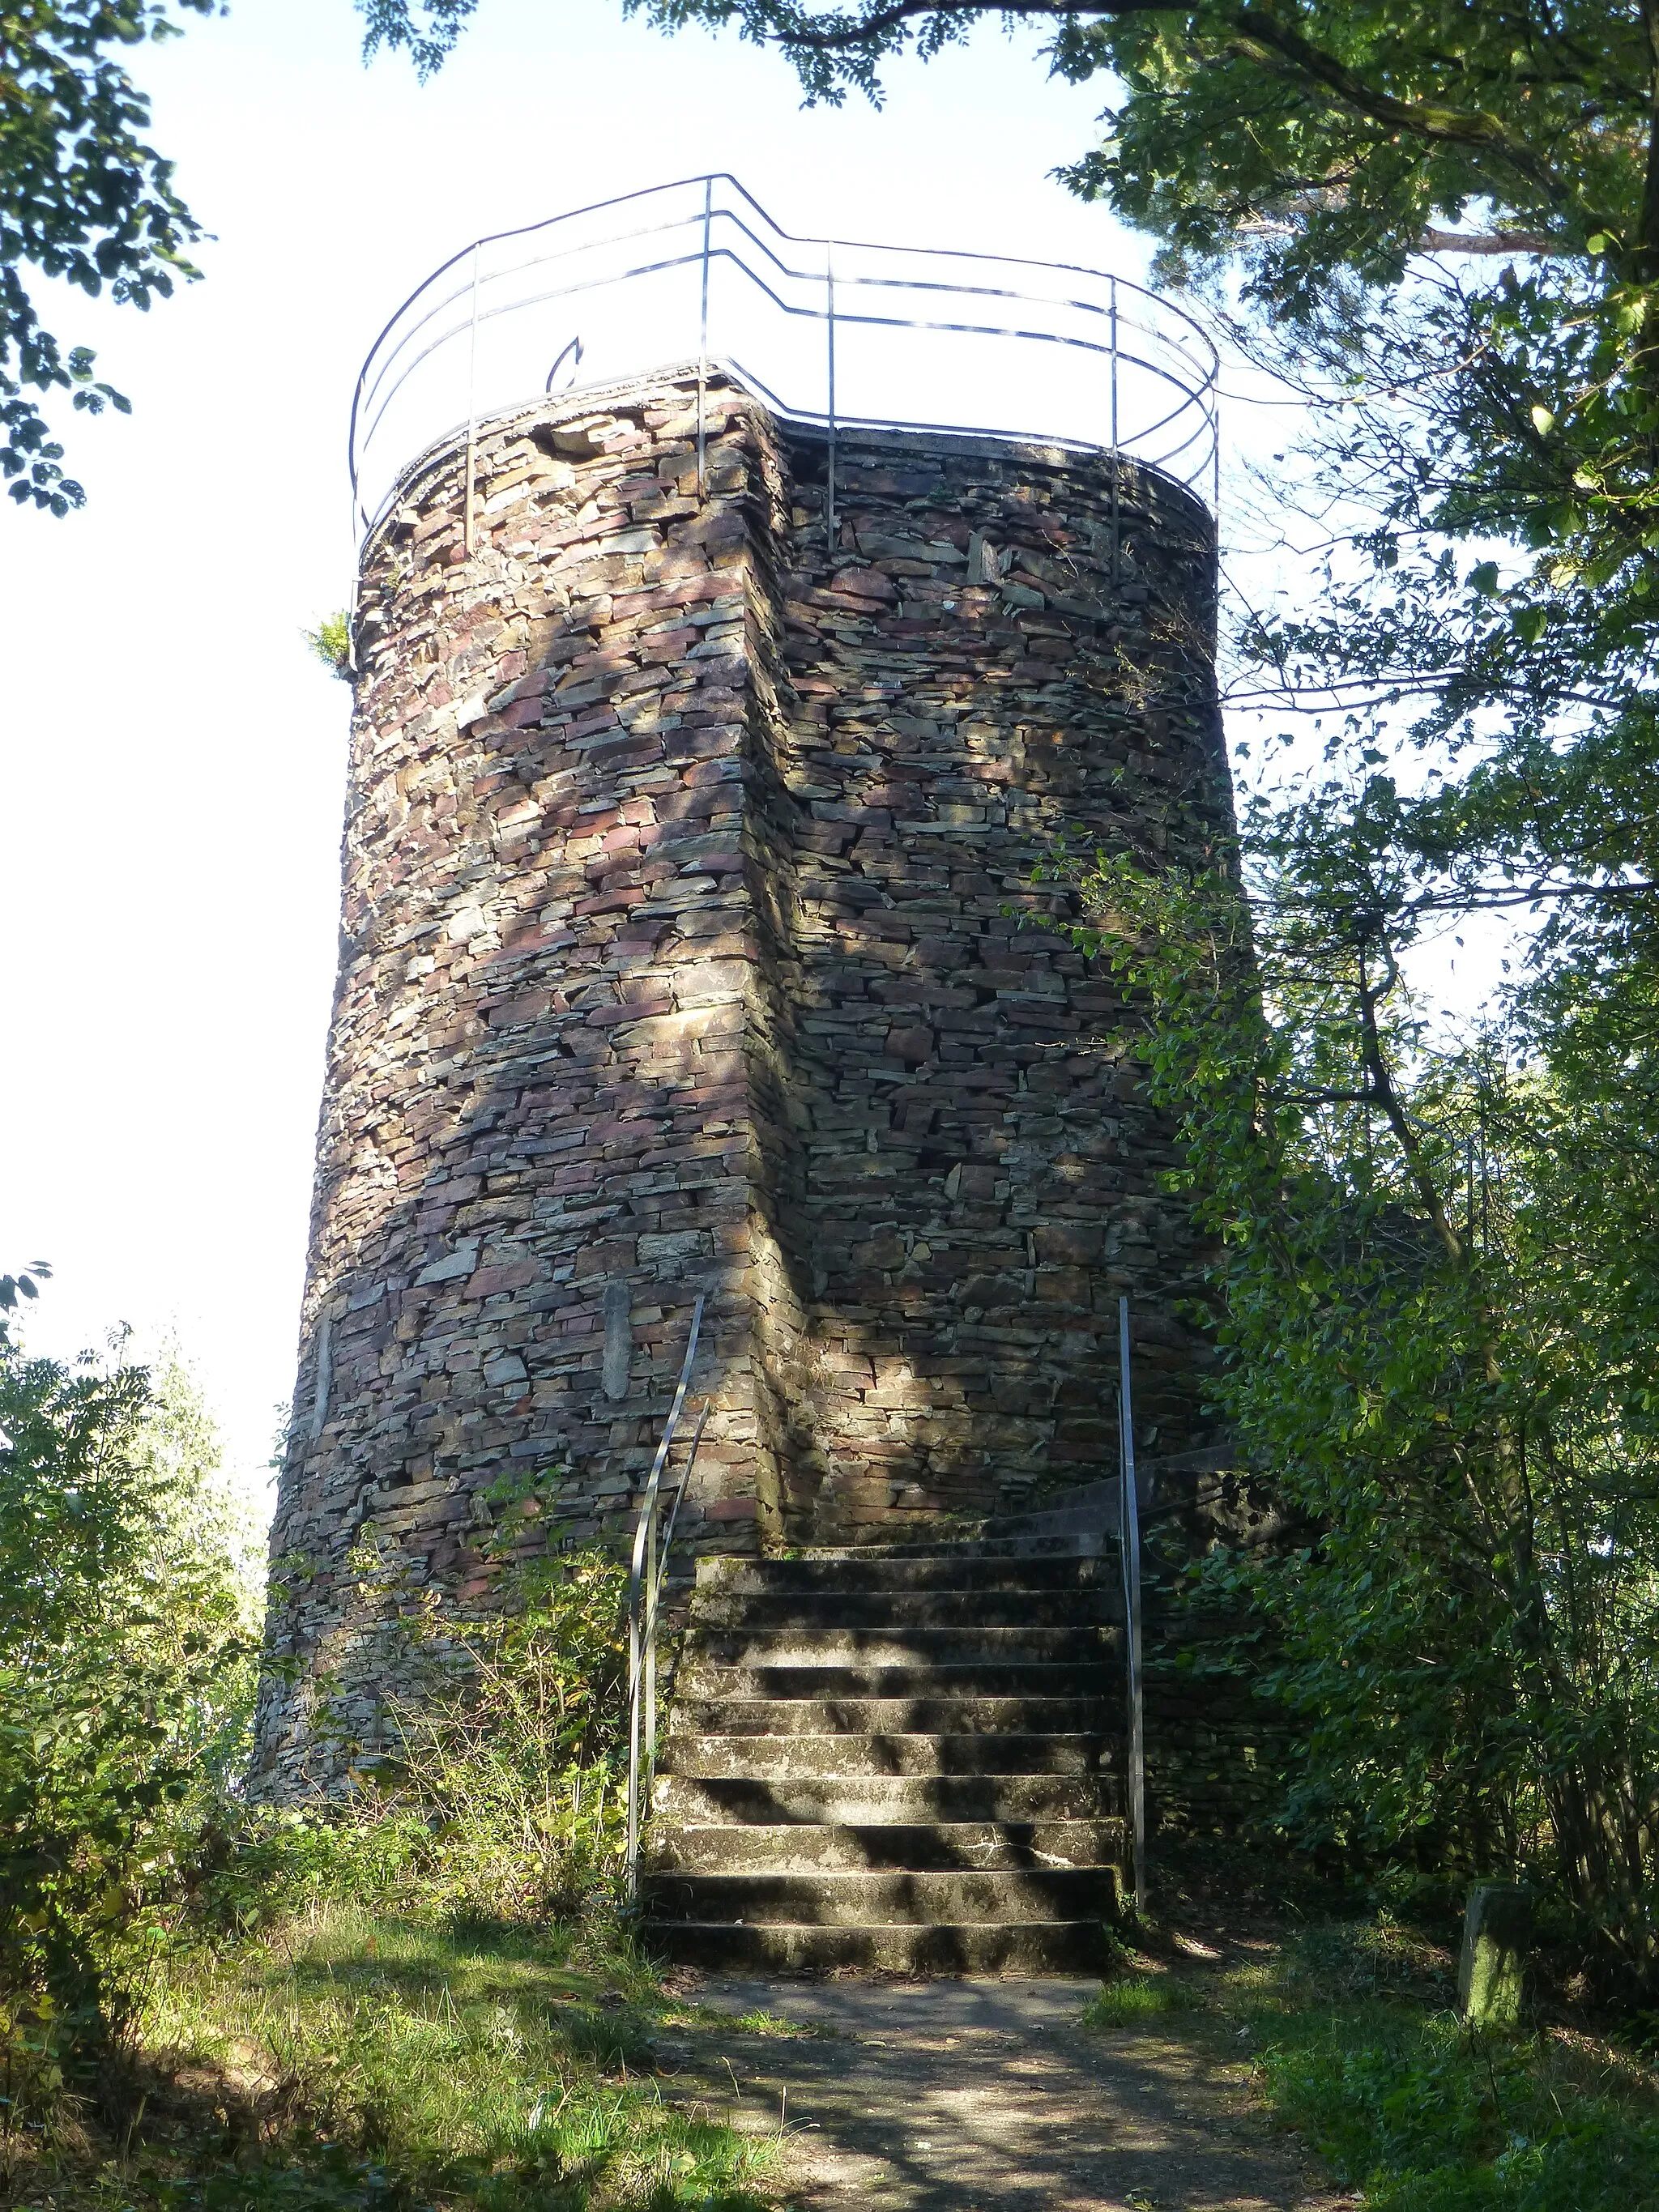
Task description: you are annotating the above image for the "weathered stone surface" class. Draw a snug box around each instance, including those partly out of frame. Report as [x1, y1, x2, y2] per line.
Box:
[254, 368, 1231, 1793]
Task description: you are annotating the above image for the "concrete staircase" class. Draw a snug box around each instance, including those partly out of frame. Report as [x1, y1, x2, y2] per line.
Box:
[643, 1545, 1126, 1971]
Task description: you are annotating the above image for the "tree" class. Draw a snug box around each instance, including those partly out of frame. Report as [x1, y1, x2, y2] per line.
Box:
[1046, 812, 1659, 1992]
[2, 3, 212, 514]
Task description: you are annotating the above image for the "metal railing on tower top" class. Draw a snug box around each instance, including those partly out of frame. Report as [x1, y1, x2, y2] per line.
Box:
[348, 173, 1219, 546]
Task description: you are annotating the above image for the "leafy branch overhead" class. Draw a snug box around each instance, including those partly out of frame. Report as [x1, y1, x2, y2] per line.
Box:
[362, 4, 1659, 281]
[1, 2, 211, 514]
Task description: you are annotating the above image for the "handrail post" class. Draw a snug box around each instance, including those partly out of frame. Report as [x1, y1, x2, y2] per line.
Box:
[697, 177, 712, 503]
[625, 1289, 707, 1895]
[1119, 1295, 1147, 1916]
[463, 243, 480, 556]
[1108, 275, 1120, 588]
[644, 1494, 658, 1798]
[825, 241, 837, 552]
[641, 1401, 707, 1821]
[1212, 383, 1221, 529]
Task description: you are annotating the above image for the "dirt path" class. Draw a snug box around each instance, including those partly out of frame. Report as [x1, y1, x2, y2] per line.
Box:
[675, 1975, 1350, 2212]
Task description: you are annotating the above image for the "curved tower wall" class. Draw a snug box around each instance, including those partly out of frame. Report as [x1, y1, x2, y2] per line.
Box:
[257, 368, 1230, 1790]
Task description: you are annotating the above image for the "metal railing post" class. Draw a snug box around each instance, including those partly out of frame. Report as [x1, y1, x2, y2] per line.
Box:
[463, 244, 480, 556]
[625, 1290, 708, 1894]
[1212, 393, 1221, 531]
[1119, 1296, 1147, 1916]
[643, 1496, 658, 1802]
[1108, 275, 1120, 587]
[825, 241, 837, 552]
[644, 1400, 704, 1819]
[697, 177, 712, 503]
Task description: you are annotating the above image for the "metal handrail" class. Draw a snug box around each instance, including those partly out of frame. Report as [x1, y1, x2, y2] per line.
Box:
[624, 1291, 707, 1894]
[348, 172, 1219, 546]
[1118, 1297, 1147, 1916]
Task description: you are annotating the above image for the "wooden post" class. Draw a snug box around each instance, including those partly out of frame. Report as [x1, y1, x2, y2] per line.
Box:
[1459, 1883, 1530, 2029]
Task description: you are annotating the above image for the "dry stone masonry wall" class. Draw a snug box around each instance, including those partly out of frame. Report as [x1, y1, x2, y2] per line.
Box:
[255, 369, 1232, 1792]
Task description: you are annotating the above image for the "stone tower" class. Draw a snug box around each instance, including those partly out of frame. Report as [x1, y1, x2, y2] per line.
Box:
[254, 364, 1230, 1792]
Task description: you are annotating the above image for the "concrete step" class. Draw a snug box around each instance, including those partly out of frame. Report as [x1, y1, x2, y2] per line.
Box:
[691, 1589, 1120, 1630]
[646, 1533, 1128, 1974]
[683, 1625, 1111, 1669]
[658, 1732, 1111, 1779]
[645, 1866, 1120, 1926]
[667, 1695, 1111, 1737]
[697, 1554, 1111, 1595]
[674, 1660, 1118, 1700]
[649, 1818, 1126, 1873]
[652, 1920, 1113, 1973]
[655, 1771, 1111, 1825]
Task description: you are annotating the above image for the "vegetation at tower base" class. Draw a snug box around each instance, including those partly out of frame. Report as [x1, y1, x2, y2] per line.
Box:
[0, 2, 211, 513]
[0, 1302, 771, 2211]
[270, 1470, 633, 1924]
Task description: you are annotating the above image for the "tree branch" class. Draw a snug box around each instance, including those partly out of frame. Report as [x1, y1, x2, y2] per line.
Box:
[784, 2, 1580, 219]
[1354, 934, 1467, 1266]
[789, 0, 1164, 50]
[1418, 227, 1567, 256]
[1226, 6, 1569, 209]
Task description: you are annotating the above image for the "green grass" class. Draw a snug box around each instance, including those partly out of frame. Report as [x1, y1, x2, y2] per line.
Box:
[1081, 1972, 1198, 2029]
[10, 1903, 780, 2212]
[1079, 1916, 1659, 2209]
[715, 2011, 836, 2042]
[1233, 1922, 1659, 2212]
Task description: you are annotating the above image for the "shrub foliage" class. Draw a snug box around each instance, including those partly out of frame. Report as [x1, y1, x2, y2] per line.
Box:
[1051, 830, 1659, 1996]
[0, 1340, 256, 2100]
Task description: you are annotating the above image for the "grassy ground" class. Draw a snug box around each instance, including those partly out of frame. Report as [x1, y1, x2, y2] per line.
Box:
[12, 1892, 1659, 2212]
[1085, 1908, 1659, 2211]
[2, 1905, 784, 2212]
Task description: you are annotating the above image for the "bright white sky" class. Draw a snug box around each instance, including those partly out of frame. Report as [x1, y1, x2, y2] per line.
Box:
[2, 0, 1175, 1507]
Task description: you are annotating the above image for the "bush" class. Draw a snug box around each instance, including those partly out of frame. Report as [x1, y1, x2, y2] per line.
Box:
[1056, 844, 1659, 1994]
[201, 1531, 631, 1938]
[1261, 2008, 1659, 2210]
[0, 1341, 258, 2105]
[374, 1545, 629, 1923]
